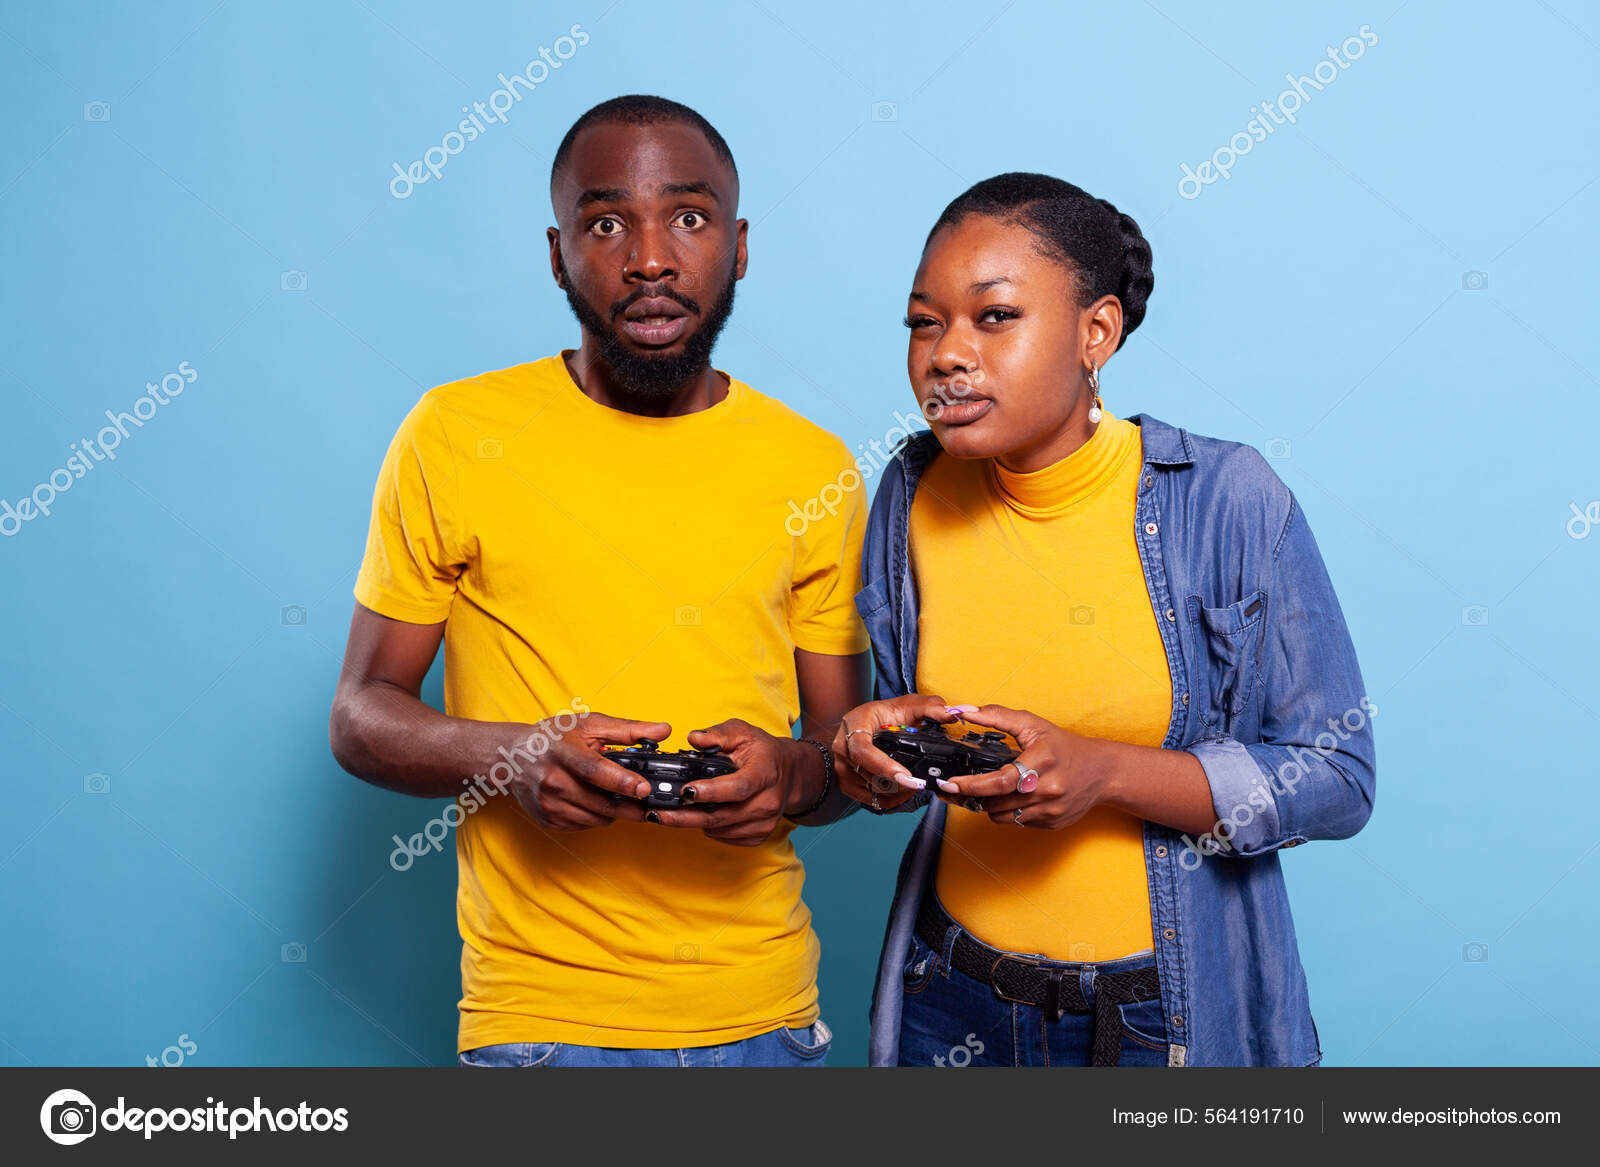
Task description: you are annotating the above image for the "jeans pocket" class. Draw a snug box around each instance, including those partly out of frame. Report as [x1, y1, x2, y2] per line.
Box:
[902, 935, 937, 995]
[458, 1041, 562, 1068]
[1117, 998, 1170, 1053]
[778, 1019, 832, 1061]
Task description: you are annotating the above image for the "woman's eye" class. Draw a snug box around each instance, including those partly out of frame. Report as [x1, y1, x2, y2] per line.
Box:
[903, 315, 936, 329]
[980, 308, 1018, 324]
[589, 217, 623, 237]
[674, 211, 707, 229]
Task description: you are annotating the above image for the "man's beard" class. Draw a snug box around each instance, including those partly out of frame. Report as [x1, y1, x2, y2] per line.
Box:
[561, 263, 738, 402]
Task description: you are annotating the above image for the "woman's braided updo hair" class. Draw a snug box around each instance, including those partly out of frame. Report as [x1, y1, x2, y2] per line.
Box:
[925, 172, 1154, 349]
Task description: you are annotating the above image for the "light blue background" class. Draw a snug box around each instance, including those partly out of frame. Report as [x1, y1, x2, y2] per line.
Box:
[2, 0, 1596, 1067]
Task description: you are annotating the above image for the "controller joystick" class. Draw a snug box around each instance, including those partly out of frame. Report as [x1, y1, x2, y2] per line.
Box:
[601, 739, 737, 809]
[871, 718, 1020, 783]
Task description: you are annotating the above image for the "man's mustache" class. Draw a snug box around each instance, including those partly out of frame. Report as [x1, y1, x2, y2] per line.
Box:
[611, 286, 700, 319]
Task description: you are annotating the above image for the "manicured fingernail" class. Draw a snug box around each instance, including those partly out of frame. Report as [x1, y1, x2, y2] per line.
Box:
[936, 780, 959, 794]
[1019, 774, 1039, 793]
[894, 774, 926, 791]
[946, 704, 979, 714]
[682, 786, 697, 803]
[645, 811, 661, 824]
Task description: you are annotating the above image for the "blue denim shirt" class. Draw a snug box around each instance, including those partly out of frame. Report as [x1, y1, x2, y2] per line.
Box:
[856, 414, 1376, 1067]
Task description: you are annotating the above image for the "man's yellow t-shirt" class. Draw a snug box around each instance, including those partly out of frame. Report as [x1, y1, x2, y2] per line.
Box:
[913, 412, 1172, 963]
[353, 354, 868, 1050]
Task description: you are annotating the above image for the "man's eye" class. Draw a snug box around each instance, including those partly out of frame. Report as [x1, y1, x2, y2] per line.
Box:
[674, 211, 707, 229]
[590, 217, 622, 237]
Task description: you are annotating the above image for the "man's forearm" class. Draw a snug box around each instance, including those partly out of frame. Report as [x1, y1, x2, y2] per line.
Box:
[782, 734, 858, 826]
[330, 681, 530, 799]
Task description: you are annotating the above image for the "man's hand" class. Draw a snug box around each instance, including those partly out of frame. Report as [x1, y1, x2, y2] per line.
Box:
[831, 694, 970, 813]
[506, 712, 672, 832]
[646, 719, 818, 846]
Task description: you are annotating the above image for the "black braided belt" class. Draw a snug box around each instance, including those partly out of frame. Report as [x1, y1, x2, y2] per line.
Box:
[916, 892, 1162, 1066]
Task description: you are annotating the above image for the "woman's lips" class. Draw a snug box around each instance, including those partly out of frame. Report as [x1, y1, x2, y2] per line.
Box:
[926, 396, 994, 426]
[619, 315, 688, 346]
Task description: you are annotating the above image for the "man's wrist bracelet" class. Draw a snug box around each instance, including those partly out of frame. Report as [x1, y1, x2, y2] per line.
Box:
[787, 738, 835, 820]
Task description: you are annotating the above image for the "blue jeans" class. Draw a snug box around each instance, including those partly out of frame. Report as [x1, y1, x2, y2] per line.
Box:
[896, 927, 1171, 1067]
[458, 1020, 831, 1068]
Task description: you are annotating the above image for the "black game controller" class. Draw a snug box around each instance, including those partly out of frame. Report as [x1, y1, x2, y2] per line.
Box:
[871, 719, 1019, 783]
[601, 739, 736, 809]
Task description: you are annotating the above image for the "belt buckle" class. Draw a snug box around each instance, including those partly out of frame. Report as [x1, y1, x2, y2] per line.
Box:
[988, 953, 1043, 1006]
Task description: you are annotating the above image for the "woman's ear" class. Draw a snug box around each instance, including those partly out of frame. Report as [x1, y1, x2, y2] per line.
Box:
[1082, 294, 1125, 367]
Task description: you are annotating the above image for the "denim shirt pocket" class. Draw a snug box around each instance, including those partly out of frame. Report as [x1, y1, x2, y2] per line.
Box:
[856, 575, 892, 621]
[1186, 590, 1266, 735]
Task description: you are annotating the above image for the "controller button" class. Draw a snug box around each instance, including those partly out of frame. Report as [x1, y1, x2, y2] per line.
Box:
[658, 781, 673, 792]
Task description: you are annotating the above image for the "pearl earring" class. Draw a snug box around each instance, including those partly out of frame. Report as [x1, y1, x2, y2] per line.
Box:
[1086, 363, 1103, 423]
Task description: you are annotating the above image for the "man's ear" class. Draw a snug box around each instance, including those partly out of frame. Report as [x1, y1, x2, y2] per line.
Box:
[732, 218, 749, 281]
[547, 227, 565, 288]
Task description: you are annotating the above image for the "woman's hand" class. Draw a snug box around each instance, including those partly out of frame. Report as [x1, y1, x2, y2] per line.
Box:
[931, 704, 1108, 829]
[831, 694, 970, 813]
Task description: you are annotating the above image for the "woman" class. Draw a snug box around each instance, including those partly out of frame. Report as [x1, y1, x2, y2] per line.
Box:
[832, 173, 1375, 1068]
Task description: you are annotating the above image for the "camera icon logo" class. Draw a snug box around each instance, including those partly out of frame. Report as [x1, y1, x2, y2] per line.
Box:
[872, 101, 899, 122]
[40, 1088, 97, 1145]
[1460, 605, 1489, 627]
[674, 605, 702, 627]
[1067, 942, 1096, 962]
[281, 942, 307, 963]
[1069, 604, 1095, 626]
[679, 270, 700, 291]
[280, 269, 308, 292]
[83, 102, 111, 122]
[1265, 438, 1292, 460]
[674, 942, 700, 962]
[281, 605, 307, 627]
[1461, 270, 1488, 291]
[476, 438, 503, 459]
[83, 772, 111, 795]
[1462, 942, 1489, 962]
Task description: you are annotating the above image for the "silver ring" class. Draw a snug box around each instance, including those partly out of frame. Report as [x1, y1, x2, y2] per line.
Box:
[1012, 762, 1039, 792]
[963, 796, 984, 814]
[1013, 808, 1024, 826]
[870, 793, 883, 812]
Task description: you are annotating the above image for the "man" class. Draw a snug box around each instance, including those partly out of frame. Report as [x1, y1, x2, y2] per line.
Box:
[329, 96, 870, 1067]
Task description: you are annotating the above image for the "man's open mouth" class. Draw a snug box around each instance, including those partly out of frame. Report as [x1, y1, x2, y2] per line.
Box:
[619, 297, 692, 346]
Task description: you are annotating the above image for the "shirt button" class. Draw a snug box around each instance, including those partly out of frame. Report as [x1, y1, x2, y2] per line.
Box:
[1172, 1014, 1185, 1028]
[1142, 474, 1154, 489]
[1162, 928, 1175, 941]
[1165, 607, 1176, 622]
[1154, 845, 1168, 858]
[1181, 692, 1189, 705]
[1145, 521, 1159, 535]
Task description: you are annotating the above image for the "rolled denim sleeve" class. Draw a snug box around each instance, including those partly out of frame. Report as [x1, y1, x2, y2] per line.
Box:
[1186, 495, 1377, 857]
